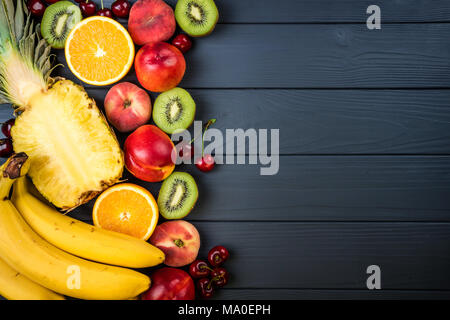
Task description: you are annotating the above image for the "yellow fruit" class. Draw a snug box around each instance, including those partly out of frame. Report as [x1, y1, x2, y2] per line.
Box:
[93, 183, 159, 240]
[65, 16, 135, 86]
[0, 257, 64, 300]
[12, 176, 164, 268]
[0, 154, 150, 300]
[0, 2, 124, 210]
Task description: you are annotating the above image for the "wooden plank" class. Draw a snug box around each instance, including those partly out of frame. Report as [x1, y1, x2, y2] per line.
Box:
[217, 289, 450, 300]
[68, 156, 450, 222]
[56, 24, 450, 88]
[5, 88, 450, 155]
[104, 0, 450, 23]
[78, 88, 450, 155]
[190, 222, 450, 289]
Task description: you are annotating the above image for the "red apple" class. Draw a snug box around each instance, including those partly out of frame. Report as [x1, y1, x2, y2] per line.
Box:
[128, 0, 175, 45]
[104, 82, 151, 133]
[135, 42, 186, 92]
[141, 267, 195, 300]
[124, 125, 176, 182]
[149, 220, 200, 267]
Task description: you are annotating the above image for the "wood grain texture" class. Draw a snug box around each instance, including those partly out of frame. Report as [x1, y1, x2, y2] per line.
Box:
[216, 289, 450, 300]
[104, 0, 450, 23]
[189, 222, 450, 290]
[80, 88, 450, 155]
[67, 156, 450, 222]
[56, 24, 450, 89]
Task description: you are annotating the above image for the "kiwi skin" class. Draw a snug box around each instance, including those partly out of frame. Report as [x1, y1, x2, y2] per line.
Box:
[153, 87, 196, 134]
[158, 172, 199, 220]
[175, 0, 219, 37]
[41, 1, 82, 49]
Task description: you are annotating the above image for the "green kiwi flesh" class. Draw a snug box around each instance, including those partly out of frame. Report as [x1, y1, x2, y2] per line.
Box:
[153, 87, 196, 134]
[41, 1, 82, 49]
[175, 0, 219, 37]
[158, 172, 199, 220]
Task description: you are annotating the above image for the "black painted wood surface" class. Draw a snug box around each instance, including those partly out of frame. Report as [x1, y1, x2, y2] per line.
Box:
[1, 0, 450, 300]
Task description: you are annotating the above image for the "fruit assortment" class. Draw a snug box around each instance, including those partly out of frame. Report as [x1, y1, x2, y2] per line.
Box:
[0, 0, 225, 300]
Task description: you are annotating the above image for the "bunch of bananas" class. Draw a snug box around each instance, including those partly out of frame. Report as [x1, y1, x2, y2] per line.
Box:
[0, 153, 165, 300]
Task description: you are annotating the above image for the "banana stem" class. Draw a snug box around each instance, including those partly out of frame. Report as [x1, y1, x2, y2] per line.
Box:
[0, 153, 29, 199]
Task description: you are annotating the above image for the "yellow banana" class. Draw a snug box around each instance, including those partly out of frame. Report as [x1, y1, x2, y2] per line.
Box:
[0, 257, 64, 300]
[12, 176, 164, 268]
[0, 154, 150, 300]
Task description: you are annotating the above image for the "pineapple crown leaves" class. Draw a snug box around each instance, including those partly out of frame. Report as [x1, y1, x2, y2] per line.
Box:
[0, 0, 56, 105]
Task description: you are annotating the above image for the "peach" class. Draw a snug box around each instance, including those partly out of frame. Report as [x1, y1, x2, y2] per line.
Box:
[124, 125, 176, 182]
[135, 42, 186, 92]
[128, 0, 176, 46]
[104, 82, 151, 133]
[149, 220, 200, 267]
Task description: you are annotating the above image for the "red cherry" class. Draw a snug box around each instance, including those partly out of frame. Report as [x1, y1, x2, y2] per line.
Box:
[211, 267, 230, 287]
[195, 154, 215, 172]
[197, 278, 214, 299]
[45, 0, 60, 3]
[27, 0, 46, 17]
[79, 1, 96, 17]
[0, 139, 13, 158]
[171, 34, 192, 53]
[189, 260, 211, 279]
[97, 8, 113, 18]
[111, 0, 130, 18]
[208, 245, 229, 267]
[177, 142, 194, 161]
[2, 119, 15, 139]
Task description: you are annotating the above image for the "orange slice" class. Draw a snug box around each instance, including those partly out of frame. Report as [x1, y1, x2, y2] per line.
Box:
[65, 16, 135, 86]
[93, 183, 159, 240]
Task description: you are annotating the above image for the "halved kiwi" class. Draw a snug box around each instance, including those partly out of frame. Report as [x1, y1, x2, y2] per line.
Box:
[41, 1, 82, 49]
[153, 87, 196, 134]
[158, 172, 199, 220]
[175, 0, 219, 37]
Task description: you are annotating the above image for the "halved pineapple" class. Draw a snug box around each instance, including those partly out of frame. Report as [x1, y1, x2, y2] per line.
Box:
[12, 80, 123, 209]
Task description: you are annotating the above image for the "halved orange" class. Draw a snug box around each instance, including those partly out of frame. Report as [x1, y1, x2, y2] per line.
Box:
[65, 16, 135, 86]
[93, 183, 159, 240]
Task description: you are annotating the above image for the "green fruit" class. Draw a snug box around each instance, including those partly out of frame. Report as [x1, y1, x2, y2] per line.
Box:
[41, 1, 82, 49]
[174, 0, 219, 37]
[153, 87, 196, 134]
[158, 172, 199, 220]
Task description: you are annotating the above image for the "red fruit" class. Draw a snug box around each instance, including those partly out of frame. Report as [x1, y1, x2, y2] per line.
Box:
[45, 0, 60, 3]
[208, 245, 229, 267]
[124, 125, 176, 182]
[171, 34, 192, 53]
[111, 0, 130, 18]
[128, 0, 176, 45]
[189, 260, 211, 279]
[211, 267, 230, 287]
[97, 8, 113, 18]
[197, 278, 214, 299]
[80, 1, 96, 17]
[195, 154, 215, 172]
[149, 220, 200, 267]
[104, 82, 151, 133]
[2, 119, 15, 139]
[141, 267, 195, 300]
[176, 141, 194, 161]
[0, 139, 13, 158]
[27, 0, 46, 17]
[135, 42, 186, 92]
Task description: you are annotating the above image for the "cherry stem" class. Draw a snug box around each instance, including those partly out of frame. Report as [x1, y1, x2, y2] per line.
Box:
[200, 265, 214, 272]
[189, 118, 216, 145]
[100, 0, 104, 9]
[201, 118, 216, 157]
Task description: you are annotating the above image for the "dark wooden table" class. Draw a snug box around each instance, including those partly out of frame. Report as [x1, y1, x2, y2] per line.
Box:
[2, 0, 450, 300]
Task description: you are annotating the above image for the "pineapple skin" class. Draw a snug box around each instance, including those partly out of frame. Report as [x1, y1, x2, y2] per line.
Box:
[11, 79, 124, 210]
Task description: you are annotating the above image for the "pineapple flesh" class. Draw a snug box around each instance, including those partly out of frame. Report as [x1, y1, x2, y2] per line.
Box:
[0, 0, 123, 209]
[11, 80, 123, 209]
